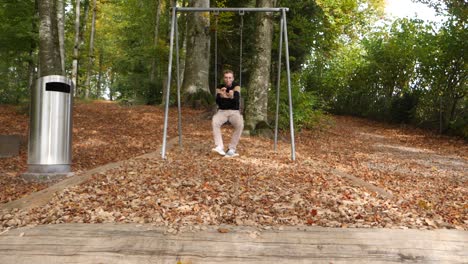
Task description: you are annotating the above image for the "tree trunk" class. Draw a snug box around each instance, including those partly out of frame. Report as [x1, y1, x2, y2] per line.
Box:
[72, 0, 81, 96]
[28, 0, 39, 90]
[109, 70, 115, 101]
[96, 49, 103, 98]
[28, 49, 36, 91]
[84, 0, 97, 98]
[161, 0, 176, 106]
[38, 0, 63, 77]
[76, 0, 89, 96]
[57, 0, 65, 73]
[81, 0, 90, 43]
[244, 0, 276, 131]
[150, 0, 161, 83]
[181, 0, 211, 104]
[179, 0, 188, 87]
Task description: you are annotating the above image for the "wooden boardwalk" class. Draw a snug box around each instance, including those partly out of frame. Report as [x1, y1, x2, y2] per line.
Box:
[0, 224, 466, 264]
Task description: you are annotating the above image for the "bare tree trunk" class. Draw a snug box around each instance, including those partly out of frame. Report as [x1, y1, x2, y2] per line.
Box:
[28, 49, 36, 90]
[81, 0, 90, 43]
[28, 0, 39, 90]
[109, 70, 114, 101]
[75, 0, 89, 96]
[161, 0, 176, 106]
[96, 49, 103, 98]
[72, 0, 81, 95]
[150, 0, 161, 83]
[439, 96, 443, 134]
[181, 0, 210, 101]
[38, 0, 63, 77]
[84, 0, 97, 98]
[179, 0, 188, 86]
[244, 0, 276, 131]
[57, 0, 65, 73]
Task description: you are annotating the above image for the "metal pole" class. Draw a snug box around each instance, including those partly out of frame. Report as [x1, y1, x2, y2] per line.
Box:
[282, 9, 295, 161]
[176, 10, 182, 147]
[274, 15, 284, 152]
[161, 7, 176, 159]
[176, 7, 288, 12]
[214, 12, 218, 91]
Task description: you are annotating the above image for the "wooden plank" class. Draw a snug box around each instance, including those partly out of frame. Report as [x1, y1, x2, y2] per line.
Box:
[0, 224, 466, 263]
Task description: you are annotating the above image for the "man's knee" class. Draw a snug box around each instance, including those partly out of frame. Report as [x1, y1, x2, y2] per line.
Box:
[233, 119, 244, 130]
[212, 116, 224, 128]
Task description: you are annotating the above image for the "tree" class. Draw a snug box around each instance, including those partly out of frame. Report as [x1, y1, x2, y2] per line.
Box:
[244, 0, 277, 132]
[149, 0, 162, 85]
[38, 0, 63, 76]
[415, 19, 467, 134]
[72, 0, 81, 93]
[0, 0, 37, 104]
[181, 0, 211, 106]
[57, 0, 65, 73]
[84, 0, 97, 98]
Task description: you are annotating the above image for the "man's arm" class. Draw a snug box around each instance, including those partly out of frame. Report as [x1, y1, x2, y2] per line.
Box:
[225, 86, 240, 99]
[231, 85, 240, 99]
[216, 87, 229, 98]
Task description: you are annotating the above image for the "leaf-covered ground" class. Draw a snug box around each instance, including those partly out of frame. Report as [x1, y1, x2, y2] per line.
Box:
[1, 101, 467, 232]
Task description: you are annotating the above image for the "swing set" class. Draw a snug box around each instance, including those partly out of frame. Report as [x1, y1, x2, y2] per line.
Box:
[161, 7, 296, 161]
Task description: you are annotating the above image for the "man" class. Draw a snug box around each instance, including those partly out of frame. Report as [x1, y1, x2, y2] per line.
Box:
[212, 70, 244, 157]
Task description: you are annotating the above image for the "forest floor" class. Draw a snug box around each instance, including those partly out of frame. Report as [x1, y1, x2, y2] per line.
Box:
[0, 101, 467, 232]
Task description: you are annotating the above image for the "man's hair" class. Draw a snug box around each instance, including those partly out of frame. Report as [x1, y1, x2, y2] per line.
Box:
[223, 69, 234, 76]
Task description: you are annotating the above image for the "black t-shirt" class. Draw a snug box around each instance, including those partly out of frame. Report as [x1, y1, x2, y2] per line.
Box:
[216, 81, 240, 110]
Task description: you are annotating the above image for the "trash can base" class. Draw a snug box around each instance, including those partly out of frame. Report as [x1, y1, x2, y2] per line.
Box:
[21, 171, 74, 183]
[22, 164, 73, 183]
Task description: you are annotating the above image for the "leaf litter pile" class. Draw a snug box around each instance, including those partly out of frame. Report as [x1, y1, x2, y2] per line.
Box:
[1, 102, 467, 233]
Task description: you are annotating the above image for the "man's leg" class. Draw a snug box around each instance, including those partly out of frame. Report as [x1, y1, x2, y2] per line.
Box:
[228, 110, 244, 151]
[212, 110, 228, 149]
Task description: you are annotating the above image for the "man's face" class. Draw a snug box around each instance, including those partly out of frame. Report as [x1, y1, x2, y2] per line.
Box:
[224, 73, 234, 86]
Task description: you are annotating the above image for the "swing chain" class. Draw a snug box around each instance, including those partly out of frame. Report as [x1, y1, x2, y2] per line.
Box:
[214, 11, 219, 93]
[239, 11, 244, 88]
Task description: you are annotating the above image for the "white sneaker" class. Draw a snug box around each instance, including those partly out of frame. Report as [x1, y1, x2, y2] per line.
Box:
[211, 146, 226, 156]
[225, 149, 239, 157]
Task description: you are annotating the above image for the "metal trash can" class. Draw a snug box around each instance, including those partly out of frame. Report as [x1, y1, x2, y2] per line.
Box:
[27, 75, 73, 174]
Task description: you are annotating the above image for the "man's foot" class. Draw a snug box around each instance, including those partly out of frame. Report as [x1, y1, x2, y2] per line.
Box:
[225, 149, 239, 158]
[211, 146, 226, 156]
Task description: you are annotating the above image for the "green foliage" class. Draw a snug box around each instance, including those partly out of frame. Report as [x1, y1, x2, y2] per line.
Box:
[0, 0, 36, 104]
[389, 91, 421, 123]
[303, 14, 466, 138]
[270, 73, 324, 131]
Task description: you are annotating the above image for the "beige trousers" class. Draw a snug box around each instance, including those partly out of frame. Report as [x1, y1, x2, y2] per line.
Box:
[212, 110, 244, 151]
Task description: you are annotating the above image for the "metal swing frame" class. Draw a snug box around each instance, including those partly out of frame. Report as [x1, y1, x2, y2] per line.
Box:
[161, 7, 296, 161]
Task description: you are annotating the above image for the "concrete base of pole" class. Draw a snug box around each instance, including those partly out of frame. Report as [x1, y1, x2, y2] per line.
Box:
[0, 135, 21, 158]
[21, 165, 73, 183]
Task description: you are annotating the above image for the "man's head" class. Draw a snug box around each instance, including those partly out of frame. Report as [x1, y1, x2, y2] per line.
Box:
[223, 70, 234, 86]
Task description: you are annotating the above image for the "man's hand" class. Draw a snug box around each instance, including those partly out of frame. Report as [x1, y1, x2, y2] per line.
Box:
[219, 87, 231, 98]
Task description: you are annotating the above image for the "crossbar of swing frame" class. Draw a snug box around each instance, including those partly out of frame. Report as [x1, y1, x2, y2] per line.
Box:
[174, 7, 288, 12]
[161, 7, 296, 161]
